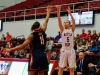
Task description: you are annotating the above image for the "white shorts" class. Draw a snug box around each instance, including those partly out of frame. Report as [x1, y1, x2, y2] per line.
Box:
[59, 48, 76, 68]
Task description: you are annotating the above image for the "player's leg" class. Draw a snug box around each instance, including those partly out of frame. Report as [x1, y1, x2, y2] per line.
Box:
[28, 71, 36, 75]
[58, 67, 64, 75]
[58, 49, 68, 75]
[68, 49, 76, 75]
[69, 68, 74, 75]
[28, 54, 39, 75]
[39, 53, 49, 75]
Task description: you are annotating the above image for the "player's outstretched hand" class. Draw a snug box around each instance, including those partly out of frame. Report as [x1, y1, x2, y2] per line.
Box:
[67, 6, 71, 14]
[47, 5, 52, 14]
[6, 48, 12, 53]
[56, 5, 60, 12]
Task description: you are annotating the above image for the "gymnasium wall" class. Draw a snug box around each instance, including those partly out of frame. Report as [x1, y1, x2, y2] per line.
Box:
[0, 13, 100, 38]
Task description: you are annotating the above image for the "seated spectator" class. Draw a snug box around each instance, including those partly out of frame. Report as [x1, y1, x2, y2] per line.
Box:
[75, 34, 83, 43]
[95, 36, 99, 45]
[46, 41, 53, 51]
[25, 53, 29, 59]
[0, 46, 10, 58]
[88, 59, 100, 75]
[80, 29, 87, 39]
[0, 46, 5, 57]
[82, 38, 87, 45]
[85, 30, 91, 40]
[1, 34, 6, 41]
[6, 32, 12, 41]
[50, 50, 59, 61]
[82, 43, 88, 52]
[20, 48, 29, 58]
[49, 37, 54, 46]
[76, 52, 92, 75]
[91, 41, 98, 53]
[77, 42, 84, 52]
[98, 33, 100, 41]
[19, 50, 25, 58]
[87, 37, 92, 51]
[55, 31, 61, 41]
[6, 41, 11, 48]
[87, 41, 98, 53]
[12, 51, 20, 58]
[91, 30, 98, 41]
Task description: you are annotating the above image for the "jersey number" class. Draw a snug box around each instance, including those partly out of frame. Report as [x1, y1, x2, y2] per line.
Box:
[40, 35, 44, 45]
[65, 37, 70, 46]
[67, 37, 69, 42]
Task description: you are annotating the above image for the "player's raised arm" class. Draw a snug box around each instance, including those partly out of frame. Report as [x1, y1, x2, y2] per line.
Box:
[6, 34, 33, 52]
[56, 5, 64, 33]
[67, 6, 76, 32]
[41, 6, 52, 31]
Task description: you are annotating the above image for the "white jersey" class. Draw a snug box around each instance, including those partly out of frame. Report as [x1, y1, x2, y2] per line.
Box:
[61, 29, 74, 49]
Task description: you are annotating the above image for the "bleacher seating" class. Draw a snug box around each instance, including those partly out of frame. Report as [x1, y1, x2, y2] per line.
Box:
[0, 0, 100, 21]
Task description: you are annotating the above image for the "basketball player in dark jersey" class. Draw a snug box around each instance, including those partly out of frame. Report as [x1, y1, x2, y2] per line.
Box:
[6, 6, 52, 75]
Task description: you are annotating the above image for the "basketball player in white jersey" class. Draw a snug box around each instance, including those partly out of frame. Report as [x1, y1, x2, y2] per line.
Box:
[56, 6, 76, 75]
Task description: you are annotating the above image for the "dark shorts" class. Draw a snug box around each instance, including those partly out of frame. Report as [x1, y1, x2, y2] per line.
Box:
[28, 52, 49, 72]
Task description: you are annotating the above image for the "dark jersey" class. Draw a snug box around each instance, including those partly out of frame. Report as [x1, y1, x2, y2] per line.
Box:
[30, 30, 47, 54]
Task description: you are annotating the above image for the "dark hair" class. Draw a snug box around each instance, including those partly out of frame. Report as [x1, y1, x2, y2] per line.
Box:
[31, 21, 40, 31]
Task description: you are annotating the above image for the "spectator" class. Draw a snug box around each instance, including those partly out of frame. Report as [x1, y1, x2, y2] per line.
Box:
[80, 29, 87, 39]
[50, 50, 59, 61]
[46, 41, 53, 51]
[19, 50, 25, 58]
[1, 34, 6, 41]
[85, 30, 91, 40]
[20, 48, 29, 58]
[82, 38, 87, 45]
[91, 30, 98, 41]
[13, 51, 20, 58]
[76, 52, 92, 75]
[55, 31, 61, 41]
[87, 38, 92, 52]
[98, 33, 100, 41]
[6, 32, 12, 41]
[88, 59, 100, 75]
[91, 41, 98, 53]
[25, 53, 29, 59]
[77, 42, 84, 52]
[49, 37, 54, 46]
[6, 42, 11, 48]
[75, 34, 83, 43]
[0, 46, 5, 56]
[0, 46, 10, 57]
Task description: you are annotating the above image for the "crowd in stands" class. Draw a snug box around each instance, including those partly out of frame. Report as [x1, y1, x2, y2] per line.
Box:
[0, 29, 100, 58]
[0, 32, 29, 58]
